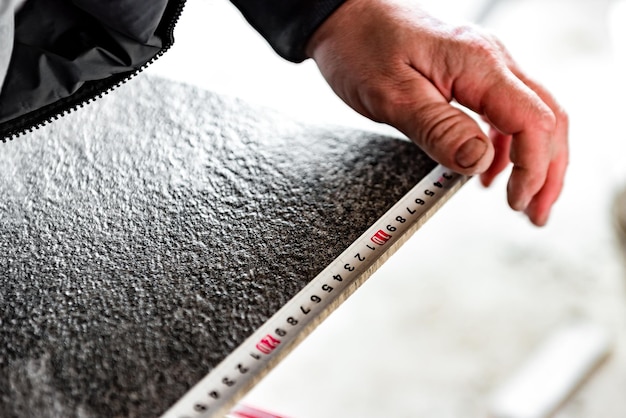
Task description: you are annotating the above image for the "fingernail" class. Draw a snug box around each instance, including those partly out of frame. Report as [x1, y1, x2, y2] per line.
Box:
[455, 137, 487, 169]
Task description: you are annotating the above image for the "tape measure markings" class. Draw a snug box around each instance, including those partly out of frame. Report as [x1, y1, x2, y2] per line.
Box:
[163, 165, 467, 418]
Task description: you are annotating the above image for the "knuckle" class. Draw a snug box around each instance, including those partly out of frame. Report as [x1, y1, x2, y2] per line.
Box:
[535, 106, 557, 134]
[439, 24, 505, 77]
[452, 26, 501, 62]
[418, 105, 467, 149]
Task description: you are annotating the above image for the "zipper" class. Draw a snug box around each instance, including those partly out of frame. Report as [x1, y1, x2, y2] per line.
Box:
[0, 0, 187, 143]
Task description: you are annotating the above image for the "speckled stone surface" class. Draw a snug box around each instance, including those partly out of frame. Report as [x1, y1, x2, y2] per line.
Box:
[0, 75, 436, 417]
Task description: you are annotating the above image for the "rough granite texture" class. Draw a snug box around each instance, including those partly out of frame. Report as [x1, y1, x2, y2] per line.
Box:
[0, 75, 436, 417]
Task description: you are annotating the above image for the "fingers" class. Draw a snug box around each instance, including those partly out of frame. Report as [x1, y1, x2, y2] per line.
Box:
[360, 59, 566, 227]
[457, 62, 562, 223]
[476, 35, 568, 225]
[408, 26, 566, 224]
[486, 63, 568, 225]
[306, 0, 568, 225]
[414, 25, 567, 225]
[505, 113, 553, 213]
[514, 76, 569, 225]
[363, 70, 495, 176]
[524, 148, 568, 226]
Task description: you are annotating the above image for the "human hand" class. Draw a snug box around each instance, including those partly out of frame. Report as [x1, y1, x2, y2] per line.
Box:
[306, 0, 568, 226]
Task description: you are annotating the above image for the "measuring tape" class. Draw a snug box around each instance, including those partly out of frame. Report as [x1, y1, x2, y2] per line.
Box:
[163, 165, 467, 418]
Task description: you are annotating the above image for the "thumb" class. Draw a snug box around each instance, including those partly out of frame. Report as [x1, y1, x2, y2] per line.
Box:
[378, 76, 494, 175]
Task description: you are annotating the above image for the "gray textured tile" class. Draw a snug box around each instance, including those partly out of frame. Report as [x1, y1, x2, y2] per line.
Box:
[0, 75, 437, 417]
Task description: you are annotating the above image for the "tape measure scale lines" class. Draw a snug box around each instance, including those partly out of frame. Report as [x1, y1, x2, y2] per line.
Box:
[163, 165, 468, 418]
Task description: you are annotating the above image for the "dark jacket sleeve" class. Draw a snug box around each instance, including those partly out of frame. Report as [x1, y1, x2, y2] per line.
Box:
[0, 0, 346, 140]
[230, 0, 348, 63]
[0, 0, 179, 138]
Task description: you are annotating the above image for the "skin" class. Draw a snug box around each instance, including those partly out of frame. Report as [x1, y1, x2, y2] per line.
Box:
[306, 0, 569, 226]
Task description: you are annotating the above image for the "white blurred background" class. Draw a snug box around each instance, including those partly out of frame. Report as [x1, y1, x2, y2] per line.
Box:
[148, 1, 626, 416]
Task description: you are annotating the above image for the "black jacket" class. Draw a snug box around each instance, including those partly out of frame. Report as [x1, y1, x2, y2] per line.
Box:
[0, 0, 346, 141]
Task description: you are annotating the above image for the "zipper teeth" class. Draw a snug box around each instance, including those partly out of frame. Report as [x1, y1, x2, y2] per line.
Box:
[1, 0, 187, 143]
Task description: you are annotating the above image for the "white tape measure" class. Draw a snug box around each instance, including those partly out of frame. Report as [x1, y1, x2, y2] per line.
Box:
[163, 165, 467, 418]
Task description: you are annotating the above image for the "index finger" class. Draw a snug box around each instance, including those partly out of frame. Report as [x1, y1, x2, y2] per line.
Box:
[514, 76, 569, 225]
[457, 67, 557, 213]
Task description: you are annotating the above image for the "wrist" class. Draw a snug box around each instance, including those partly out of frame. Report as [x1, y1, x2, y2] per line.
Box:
[305, 0, 364, 60]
